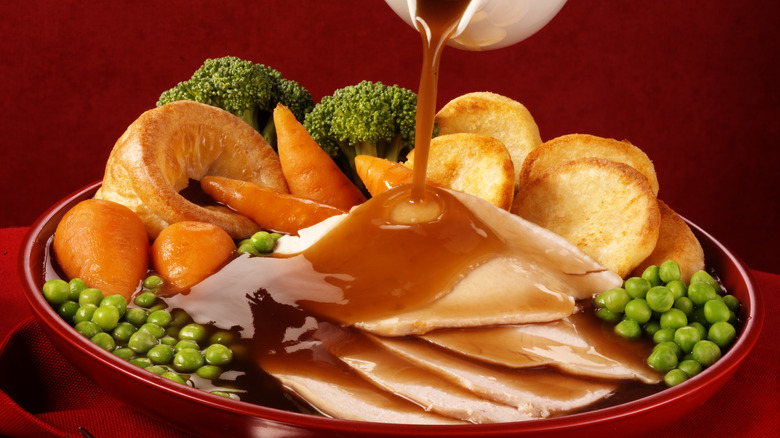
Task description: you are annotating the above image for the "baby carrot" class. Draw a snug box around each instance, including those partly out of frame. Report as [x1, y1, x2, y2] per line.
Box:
[201, 176, 345, 235]
[274, 104, 366, 210]
[354, 155, 419, 197]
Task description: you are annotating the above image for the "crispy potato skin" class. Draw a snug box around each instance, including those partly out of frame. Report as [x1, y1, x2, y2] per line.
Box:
[519, 134, 659, 196]
[405, 133, 515, 210]
[435, 92, 542, 188]
[512, 158, 660, 278]
[630, 199, 705, 283]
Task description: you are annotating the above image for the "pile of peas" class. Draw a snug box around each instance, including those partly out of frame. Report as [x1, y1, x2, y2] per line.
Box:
[593, 260, 740, 387]
[41, 275, 240, 399]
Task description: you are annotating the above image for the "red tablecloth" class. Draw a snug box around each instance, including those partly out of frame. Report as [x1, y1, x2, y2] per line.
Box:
[1, 226, 778, 437]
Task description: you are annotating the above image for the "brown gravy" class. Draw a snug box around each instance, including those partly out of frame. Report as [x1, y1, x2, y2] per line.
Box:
[409, 0, 471, 201]
[300, 186, 505, 324]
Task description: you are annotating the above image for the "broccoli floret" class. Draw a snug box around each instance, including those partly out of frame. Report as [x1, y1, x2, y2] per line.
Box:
[304, 80, 433, 192]
[157, 56, 314, 148]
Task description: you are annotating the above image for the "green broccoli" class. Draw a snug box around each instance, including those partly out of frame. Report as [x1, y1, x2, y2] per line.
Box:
[303, 80, 433, 193]
[157, 56, 314, 148]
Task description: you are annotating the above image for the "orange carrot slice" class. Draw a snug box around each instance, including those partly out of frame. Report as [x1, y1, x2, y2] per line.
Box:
[274, 104, 366, 210]
[354, 155, 418, 196]
[201, 175, 346, 235]
[151, 221, 236, 291]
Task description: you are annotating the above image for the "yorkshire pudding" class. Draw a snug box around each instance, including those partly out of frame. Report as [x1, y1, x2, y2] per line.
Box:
[95, 101, 289, 239]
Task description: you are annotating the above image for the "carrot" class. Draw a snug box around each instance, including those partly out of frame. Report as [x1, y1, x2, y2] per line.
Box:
[354, 155, 418, 196]
[274, 104, 366, 210]
[201, 175, 346, 235]
[152, 221, 235, 291]
[53, 199, 149, 300]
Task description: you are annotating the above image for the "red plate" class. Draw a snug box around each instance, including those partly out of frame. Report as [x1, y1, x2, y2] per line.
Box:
[18, 181, 764, 437]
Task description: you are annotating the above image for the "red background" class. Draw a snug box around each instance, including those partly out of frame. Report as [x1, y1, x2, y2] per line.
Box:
[1, 0, 778, 273]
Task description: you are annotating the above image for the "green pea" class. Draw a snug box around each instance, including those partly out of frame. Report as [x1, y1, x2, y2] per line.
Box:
[689, 322, 708, 339]
[134, 291, 157, 308]
[123, 307, 148, 327]
[148, 344, 175, 365]
[614, 319, 642, 339]
[113, 347, 135, 360]
[139, 323, 166, 339]
[678, 359, 703, 377]
[690, 270, 721, 293]
[68, 278, 87, 300]
[73, 304, 98, 324]
[688, 306, 709, 326]
[664, 368, 688, 386]
[173, 349, 205, 373]
[161, 371, 187, 384]
[602, 288, 631, 313]
[210, 391, 233, 398]
[708, 321, 737, 349]
[145, 365, 167, 376]
[659, 260, 681, 283]
[209, 331, 236, 346]
[595, 307, 622, 323]
[74, 320, 101, 339]
[250, 231, 276, 253]
[148, 302, 168, 313]
[646, 286, 674, 312]
[624, 299, 652, 324]
[647, 344, 679, 371]
[91, 332, 116, 352]
[166, 326, 180, 339]
[128, 329, 158, 354]
[178, 323, 207, 343]
[174, 340, 200, 352]
[656, 341, 683, 360]
[673, 296, 694, 316]
[43, 279, 70, 305]
[92, 305, 120, 331]
[100, 295, 128, 317]
[57, 300, 80, 322]
[196, 365, 223, 380]
[143, 275, 164, 290]
[723, 295, 740, 313]
[147, 310, 173, 327]
[687, 283, 716, 306]
[129, 357, 153, 368]
[624, 277, 651, 299]
[112, 322, 137, 344]
[691, 340, 722, 367]
[641, 265, 662, 287]
[653, 327, 676, 344]
[673, 326, 701, 353]
[644, 320, 662, 337]
[169, 309, 192, 328]
[204, 344, 233, 366]
[704, 299, 731, 324]
[237, 242, 261, 256]
[660, 308, 688, 330]
[160, 336, 178, 346]
[666, 280, 687, 301]
[78, 288, 104, 307]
